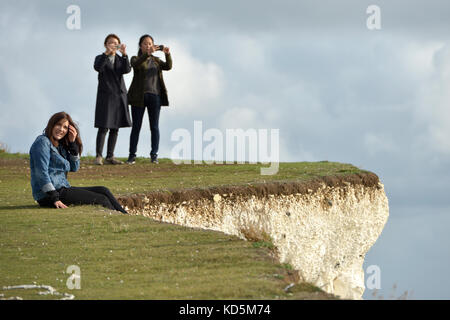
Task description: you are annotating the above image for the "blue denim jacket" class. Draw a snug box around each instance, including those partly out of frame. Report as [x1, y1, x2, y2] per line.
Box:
[29, 134, 80, 201]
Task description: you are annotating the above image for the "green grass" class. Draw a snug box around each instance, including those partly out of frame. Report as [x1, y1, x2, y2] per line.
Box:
[44, 156, 366, 197]
[0, 151, 364, 300]
[1, 208, 311, 299]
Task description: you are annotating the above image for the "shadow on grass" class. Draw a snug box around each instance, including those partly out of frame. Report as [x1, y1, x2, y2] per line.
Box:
[0, 204, 40, 211]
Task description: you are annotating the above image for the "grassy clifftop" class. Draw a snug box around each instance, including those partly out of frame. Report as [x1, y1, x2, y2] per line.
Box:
[0, 152, 374, 300]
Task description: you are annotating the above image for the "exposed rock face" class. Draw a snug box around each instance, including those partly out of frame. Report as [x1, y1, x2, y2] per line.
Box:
[119, 173, 389, 300]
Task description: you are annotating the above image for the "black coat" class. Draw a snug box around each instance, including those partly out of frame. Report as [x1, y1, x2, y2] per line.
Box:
[94, 53, 132, 129]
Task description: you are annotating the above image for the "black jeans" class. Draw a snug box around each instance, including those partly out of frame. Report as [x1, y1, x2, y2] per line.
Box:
[96, 128, 119, 159]
[129, 93, 161, 159]
[38, 186, 127, 214]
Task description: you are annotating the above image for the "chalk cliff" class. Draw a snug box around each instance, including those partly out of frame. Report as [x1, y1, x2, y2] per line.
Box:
[119, 172, 389, 300]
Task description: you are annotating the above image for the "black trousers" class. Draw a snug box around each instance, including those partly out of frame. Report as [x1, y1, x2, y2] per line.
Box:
[96, 128, 119, 158]
[129, 93, 161, 159]
[38, 186, 127, 214]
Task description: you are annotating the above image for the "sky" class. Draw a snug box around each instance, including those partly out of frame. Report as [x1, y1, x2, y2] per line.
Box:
[1, 0, 450, 299]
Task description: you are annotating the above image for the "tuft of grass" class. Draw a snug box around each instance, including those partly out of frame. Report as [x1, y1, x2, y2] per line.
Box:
[281, 263, 294, 271]
[252, 241, 275, 249]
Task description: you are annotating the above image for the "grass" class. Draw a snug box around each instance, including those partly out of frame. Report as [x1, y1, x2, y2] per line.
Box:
[24, 155, 367, 197]
[0, 151, 366, 300]
[0, 208, 308, 299]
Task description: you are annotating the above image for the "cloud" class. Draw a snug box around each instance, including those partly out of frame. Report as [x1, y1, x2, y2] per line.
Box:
[0, 59, 54, 150]
[411, 44, 450, 156]
[363, 133, 397, 156]
[163, 39, 225, 116]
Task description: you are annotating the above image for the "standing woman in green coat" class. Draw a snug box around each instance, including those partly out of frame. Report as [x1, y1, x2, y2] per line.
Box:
[94, 34, 132, 165]
[126, 34, 172, 164]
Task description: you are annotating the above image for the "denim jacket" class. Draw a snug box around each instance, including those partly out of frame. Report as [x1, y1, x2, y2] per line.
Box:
[29, 134, 80, 201]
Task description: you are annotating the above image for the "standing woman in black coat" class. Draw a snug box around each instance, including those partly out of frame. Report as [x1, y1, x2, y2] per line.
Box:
[93, 34, 132, 165]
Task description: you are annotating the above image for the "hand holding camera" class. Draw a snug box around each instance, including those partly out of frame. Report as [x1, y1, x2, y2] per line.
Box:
[147, 45, 164, 55]
[118, 43, 127, 56]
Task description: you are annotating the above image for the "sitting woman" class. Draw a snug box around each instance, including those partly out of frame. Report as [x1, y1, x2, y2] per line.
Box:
[29, 112, 127, 214]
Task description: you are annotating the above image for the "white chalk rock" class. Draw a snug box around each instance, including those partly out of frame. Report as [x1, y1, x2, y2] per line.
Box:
[133, 181, 389, 299]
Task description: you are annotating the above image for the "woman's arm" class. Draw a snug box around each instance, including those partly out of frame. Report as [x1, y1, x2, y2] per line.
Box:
[121, 55, 132, 74]
[158, 47, 172, 71]
[67, 142, 80, 172]
[117, 44, 131, 74]
[158, 53, 172, 71]
[94, 54, 108, 72]
[130, 53, 150, 69]
[67, 126, 80, 172]
[30, 137, 58, 197]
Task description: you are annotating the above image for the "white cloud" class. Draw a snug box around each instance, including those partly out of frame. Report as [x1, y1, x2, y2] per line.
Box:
[163, 39, 225, 116]
[403, 41, 444, 77]
[219, 107, 259, 129]
[227, 34, 268, 72]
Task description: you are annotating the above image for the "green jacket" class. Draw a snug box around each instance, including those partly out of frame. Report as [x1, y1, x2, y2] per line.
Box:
[127, 52, 172, 106]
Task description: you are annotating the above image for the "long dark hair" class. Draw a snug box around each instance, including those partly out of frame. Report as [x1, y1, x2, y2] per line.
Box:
[44, 112, 83, 154]
[137, 34, 154, 56]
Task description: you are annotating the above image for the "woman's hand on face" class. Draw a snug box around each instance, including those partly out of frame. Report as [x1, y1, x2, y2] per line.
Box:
[68, 125, 77, 143]
[54, 201, 68, 209]
[119, 44, 127, 56]
[163, 46, 170, 54]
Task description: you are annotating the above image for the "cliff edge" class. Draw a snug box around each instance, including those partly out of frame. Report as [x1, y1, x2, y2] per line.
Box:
[119, 172, 389, 300]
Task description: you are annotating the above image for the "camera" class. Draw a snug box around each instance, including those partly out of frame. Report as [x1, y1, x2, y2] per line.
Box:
[155, 45, 164, 51]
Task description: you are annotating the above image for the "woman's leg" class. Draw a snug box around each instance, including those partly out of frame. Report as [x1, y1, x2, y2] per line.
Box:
[146, 94, 162, 160]
[129, 106, 146, 159]
[58, 186, 127, 214]
[106, 128, 119, 159]
[75, 186, 127, 214]
[96, 128, 108, 158]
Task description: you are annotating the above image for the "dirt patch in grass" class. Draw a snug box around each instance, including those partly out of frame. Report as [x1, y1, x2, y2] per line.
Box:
[117, 171, 380, 209]
[0, 158, 29, 168]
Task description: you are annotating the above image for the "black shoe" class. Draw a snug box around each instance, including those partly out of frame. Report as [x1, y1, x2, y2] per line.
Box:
[126, 155, 136, 164]
[151, 157, 159, 164]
